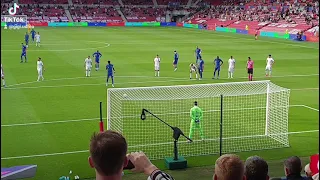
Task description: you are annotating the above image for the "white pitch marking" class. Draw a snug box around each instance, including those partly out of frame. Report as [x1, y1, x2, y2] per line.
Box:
[292, 87, 319, 91]
[1, 118, 100, 127]
[2, 79, 188, 90]
[1, 129, 318, 160]
[2, 74, 319, 90]
[5, 76, 182, 87]
[301, 105, 319, 112]
[0, 104, 308, 127]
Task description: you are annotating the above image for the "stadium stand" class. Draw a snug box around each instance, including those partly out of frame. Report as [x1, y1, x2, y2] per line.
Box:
[121, 7, 166, 22]
[122, 0, 154, 5]
[157, 0, 189, 5]
[19, 0, 69, 4]
[14, 5, 67, 22]
[69, 6, 122, 22]
[72, 0, 120, 5]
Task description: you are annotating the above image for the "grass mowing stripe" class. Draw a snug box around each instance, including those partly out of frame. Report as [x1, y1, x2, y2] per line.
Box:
[0, 104, 308, 127]
[2, 74, 319, 90]
[1, 43, 110, 52]
[2, 129, 318, 160]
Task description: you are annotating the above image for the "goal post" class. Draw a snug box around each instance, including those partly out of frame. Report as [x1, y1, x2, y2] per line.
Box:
[107, 80, 290, 160]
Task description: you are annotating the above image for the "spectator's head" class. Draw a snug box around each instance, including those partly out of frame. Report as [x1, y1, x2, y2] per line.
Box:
[305, 163, 313, 177]
[213, 154, 246, 180]
[89, 131, 128, 179]
[245, 156, 269, 180]
[284, 156, 302, 176]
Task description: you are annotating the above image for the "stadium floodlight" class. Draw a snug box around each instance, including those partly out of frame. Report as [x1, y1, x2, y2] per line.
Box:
[107, 80, 290, 160]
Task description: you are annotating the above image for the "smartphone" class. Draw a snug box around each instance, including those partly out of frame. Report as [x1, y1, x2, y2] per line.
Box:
[123, 160, 134, 170]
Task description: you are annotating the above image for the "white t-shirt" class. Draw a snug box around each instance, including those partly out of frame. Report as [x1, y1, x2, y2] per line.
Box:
[85, 58, 92, 67]
[37, 60, 44, 70]
[266, 57, 274, 67]
[228, 58, 236, 69]
[35, 34, 40, 41]
[154, 57, 160, 67]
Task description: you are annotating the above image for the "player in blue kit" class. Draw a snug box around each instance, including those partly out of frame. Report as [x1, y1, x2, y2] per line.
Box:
[25, 32, 29, 47]
[173, 51, 179, 71]
[106, 60, 115, 87]
[20, 43, 27, 63]
[198, 58, 204, 80]
[92, 50, 102, 71]
[30, 29, 36, 43]
[213, 56, 223, 79]
[195, 46, 202, 64]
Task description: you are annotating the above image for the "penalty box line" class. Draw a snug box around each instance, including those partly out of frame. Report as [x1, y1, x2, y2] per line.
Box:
[1, 104, 318, 127]
[1, 129, 319, 160]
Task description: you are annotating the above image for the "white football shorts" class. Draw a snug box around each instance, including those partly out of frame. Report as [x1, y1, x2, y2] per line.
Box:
[228, 67, 234, 73]
[265, 66, 272, 71]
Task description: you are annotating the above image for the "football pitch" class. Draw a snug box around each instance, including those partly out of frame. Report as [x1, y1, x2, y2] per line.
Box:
[1, 27, 319, 179]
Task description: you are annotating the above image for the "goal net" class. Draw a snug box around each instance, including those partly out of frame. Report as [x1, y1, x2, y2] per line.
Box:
[107, 80, 290, 160]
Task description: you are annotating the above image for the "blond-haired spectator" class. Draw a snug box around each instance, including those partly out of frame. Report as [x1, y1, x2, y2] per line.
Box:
[213, 154, 246, 180]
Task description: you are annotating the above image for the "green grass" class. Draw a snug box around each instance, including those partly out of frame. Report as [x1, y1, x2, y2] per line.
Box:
[1, 27, 319, 180]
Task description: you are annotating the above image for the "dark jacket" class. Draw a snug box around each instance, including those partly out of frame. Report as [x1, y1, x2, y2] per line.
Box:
[281, 174, 308, 180]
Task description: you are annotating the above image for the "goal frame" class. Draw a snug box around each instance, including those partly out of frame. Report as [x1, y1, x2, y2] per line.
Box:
[107, 80, 290, 158]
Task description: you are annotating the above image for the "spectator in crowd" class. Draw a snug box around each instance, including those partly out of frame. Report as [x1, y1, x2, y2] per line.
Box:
[283, 156, 305, 180]
[89, 130, 174, 180]
[245, 156, 269, 180]
[304, 154, 319, 180]
[213, 154, 246, 180]
[305, 164, 314, 180]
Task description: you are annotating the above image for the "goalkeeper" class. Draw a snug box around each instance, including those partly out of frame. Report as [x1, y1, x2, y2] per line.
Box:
[188, 101, 204, 142]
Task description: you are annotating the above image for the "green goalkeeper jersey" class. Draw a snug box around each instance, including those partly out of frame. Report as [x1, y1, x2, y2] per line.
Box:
[190, 106, 203, 122]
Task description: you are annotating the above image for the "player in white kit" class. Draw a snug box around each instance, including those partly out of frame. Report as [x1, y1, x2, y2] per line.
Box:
[1, 64, 6, 87]
[265, 55, 274, 77]
[84, 56, 93, 77]
[35, 32, 41, 47]
[37, 57, 45, 81]
[189, 63, 198, 79]
[228, 56, 236, 78]
[154, 55, 160, 77]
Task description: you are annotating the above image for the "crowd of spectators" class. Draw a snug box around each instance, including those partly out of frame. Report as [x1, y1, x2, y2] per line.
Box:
[157, 0, 189, 5]
[72, 0, 119, 5]
[18, 0, 69, 4]
[194, 0, 318, 26]
[122, 0, 154, 5]
[121, 7, 166, 19]
[69, 6, 120, 18]
[1, 4, 67, 21]
[90, 130, 319, 180]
